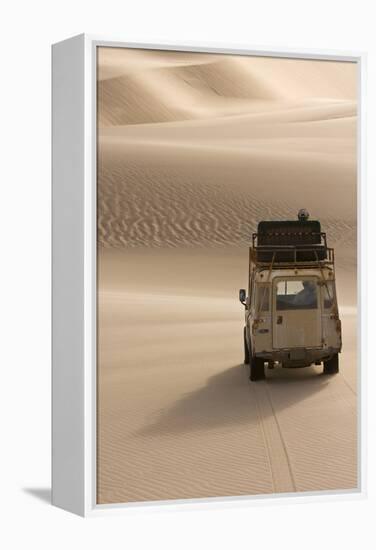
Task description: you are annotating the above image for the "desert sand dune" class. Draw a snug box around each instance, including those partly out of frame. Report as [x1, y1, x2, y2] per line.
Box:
[98, 49, 356, 125]
[97, 48, 219, 81]
[98, 55, 277, 126]
[97, 48, 358, 504]
[98, 62, 356, 251]
[100, 100, 357, 135]
[98, 117, 356, 254]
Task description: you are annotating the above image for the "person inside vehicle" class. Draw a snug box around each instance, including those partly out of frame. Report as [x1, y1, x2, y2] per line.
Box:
[293, 280, 317, 308]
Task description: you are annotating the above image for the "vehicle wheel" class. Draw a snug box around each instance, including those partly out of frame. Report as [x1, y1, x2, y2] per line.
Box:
[250, 356, 265, 381]
[244, 327, 250, 364]
[323, 353, 339, 375]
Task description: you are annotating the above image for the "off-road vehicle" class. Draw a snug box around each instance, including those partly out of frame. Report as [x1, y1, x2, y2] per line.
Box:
[239, 210, 342, 381]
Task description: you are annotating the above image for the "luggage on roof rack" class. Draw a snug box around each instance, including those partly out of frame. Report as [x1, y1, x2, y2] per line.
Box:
[257, 220, 322, 246]
[253, 219, 328, 263]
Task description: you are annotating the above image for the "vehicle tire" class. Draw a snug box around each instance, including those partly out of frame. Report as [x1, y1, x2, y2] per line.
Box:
[323, 353, 339, 375]
[250, 356, 265, 381]
[244, 327, 250, 364]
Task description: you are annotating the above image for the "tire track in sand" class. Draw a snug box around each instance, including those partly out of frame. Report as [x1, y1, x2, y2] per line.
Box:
[251, 367, 357, 493]
[251, 380, 296, 493]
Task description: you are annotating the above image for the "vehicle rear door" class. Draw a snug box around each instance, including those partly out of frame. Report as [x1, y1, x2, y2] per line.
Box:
[272, 277, 322, 349]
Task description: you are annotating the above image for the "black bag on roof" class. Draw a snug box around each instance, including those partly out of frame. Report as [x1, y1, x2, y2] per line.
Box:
[255, 220, 327, 262]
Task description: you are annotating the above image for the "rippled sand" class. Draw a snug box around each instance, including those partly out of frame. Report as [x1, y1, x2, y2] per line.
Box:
[96, 48, 357, 504]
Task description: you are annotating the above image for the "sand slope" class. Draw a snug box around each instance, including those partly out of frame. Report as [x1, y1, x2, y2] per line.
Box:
[98, 49, 356, 124]
[97, 48, 357, 504]
[98, 108, 356, 255]
[98, 52, 356, 254]
[97, 248, 357, 504]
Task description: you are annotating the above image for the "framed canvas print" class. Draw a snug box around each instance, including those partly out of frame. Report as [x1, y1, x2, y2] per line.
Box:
[52, 35, 366, 516]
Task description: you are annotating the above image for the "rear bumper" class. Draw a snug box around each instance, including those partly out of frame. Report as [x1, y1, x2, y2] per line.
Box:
[255, 346, 340, 367]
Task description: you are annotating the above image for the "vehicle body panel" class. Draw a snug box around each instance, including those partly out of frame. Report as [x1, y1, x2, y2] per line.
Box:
[244, 264, 341, 368]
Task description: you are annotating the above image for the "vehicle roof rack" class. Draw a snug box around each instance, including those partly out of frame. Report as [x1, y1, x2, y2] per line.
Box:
[250, 241, 334, 268]
[251, 219, 334, 267]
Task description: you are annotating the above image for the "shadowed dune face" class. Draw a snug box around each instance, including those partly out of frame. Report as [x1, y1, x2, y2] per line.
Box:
[96, 48, 358, 504]
[98, 49, 357, 123]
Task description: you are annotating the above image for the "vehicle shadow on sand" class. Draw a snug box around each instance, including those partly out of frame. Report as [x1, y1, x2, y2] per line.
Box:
[136, 363, 332, 437]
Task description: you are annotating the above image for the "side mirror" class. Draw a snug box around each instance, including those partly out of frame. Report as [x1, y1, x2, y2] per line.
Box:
[239, 289, 247, 306]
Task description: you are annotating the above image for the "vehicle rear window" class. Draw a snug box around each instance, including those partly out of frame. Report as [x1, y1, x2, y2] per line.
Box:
[276, 279, 318, 310]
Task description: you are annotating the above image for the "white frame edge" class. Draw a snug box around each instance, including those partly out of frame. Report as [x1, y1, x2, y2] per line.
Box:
[52, 34, 86, 516]
[51, 33, 367, 517]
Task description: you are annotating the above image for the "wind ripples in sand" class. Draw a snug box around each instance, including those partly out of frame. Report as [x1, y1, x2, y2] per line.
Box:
[98, 162, 356, 250]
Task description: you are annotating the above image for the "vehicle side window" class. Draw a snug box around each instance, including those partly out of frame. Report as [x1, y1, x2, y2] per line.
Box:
[249, 275, 255, 308]
[256, 285, 270, 312]
[323, 281, 335, 309]
[276, 280, 318, 310]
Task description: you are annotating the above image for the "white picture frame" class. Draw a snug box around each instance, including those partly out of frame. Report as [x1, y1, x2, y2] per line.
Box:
[52, 34, 366, 517]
